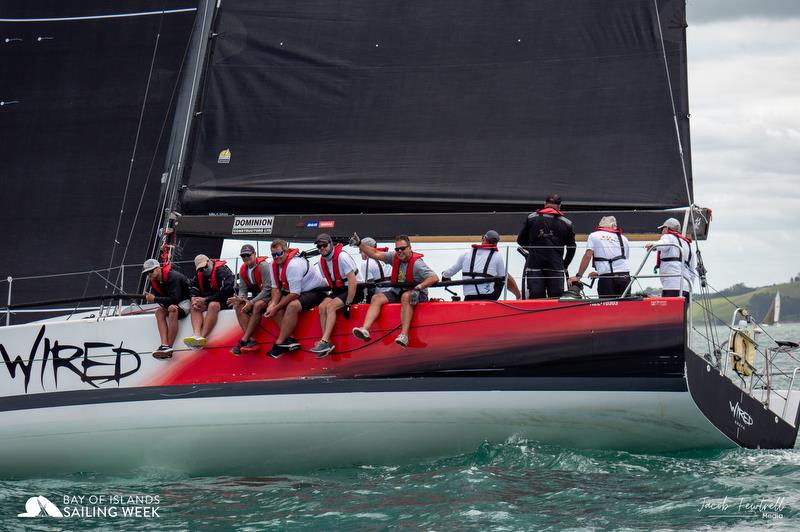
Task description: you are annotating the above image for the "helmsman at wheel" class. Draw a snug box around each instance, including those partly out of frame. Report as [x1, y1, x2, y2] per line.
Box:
[516, 193, 577, 298]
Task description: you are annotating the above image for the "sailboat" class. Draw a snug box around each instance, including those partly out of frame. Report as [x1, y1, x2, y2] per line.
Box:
[763, 291, 781, 327]
[1, 0, 798, 476]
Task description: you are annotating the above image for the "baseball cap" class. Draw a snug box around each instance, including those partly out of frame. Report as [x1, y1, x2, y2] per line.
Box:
[142, 258, 160, 273]
[194, 254, 210, 271]
[361, 237, 377, 248]
[239, 244, 256, 255]
[657, 217, 681, 231]
[483, 230, 500, 244]
[598, 216, 617, 229]
[314, 233, 332, 245]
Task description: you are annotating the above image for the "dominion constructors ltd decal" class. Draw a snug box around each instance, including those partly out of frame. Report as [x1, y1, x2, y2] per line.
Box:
[232, 215, 274, 235]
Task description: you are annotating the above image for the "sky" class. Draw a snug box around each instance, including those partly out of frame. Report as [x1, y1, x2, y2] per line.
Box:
[223, 1, 800, 296]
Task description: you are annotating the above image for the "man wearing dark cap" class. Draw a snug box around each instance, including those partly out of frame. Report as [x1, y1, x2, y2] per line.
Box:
[441, 230, 521, 301]
[310, 233, 364, 358]
[142, 258, 190, 359]
[227, 244, 272, 355]
[185, 254, 235, 349]
[516, 194, 577, 298]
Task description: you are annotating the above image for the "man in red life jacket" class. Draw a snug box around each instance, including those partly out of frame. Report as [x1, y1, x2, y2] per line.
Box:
[142, 258, 190, 359]
[645, 217, 695, 298]
[441, 230, 521, 301]
[310, 233, 365, 358]
[351, 234, 439, 347]
[516, 194, 576, 298]
[227, 244, 272, 355]
[264, 239, 328, 358]
[569, 216, 631, 298]
[184, 254, 235, 349]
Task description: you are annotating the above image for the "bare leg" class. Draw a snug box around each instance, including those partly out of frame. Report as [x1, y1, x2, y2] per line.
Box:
[155, 307, 169, 345]
[233, 300, 249, 333]
[276, 300, 301, 344]
[243, 300, 267, 341]
[399, 291, 415, 335]
[166, 305, 180, 345]
[190, 309, 204, 337]
[321, 298, 344, 342]
[317, 298, 331, 340]
[362, 293, 388, 330]
[201, 301, 222, 338]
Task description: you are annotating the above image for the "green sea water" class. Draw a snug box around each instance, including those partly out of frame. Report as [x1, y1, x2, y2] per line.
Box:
[1, 324, 799, 530]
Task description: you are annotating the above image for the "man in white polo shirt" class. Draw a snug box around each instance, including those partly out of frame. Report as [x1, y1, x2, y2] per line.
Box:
[569, 216, 631, 298]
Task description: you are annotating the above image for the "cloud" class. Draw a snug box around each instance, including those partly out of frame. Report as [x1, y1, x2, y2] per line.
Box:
[687, 0, 800, 24]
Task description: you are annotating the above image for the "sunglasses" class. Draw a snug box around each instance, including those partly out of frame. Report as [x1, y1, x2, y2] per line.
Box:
[395, 246, 409, 252]
[271, 251, 285, 258]
[240, 253, 253, 259]
[315, 242, 330, 249]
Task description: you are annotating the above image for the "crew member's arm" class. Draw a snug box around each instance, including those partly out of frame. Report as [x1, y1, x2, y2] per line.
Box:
[415, 273, 439, 291]
[250, 262, 273, 304]
[568, 250, 594, 285]
[358, 241, 387, 263]
[516, 221, 529, 247]
[441, 255, 464, 281]
[563, 225, 577, 272]
[506, 275, 522, 299]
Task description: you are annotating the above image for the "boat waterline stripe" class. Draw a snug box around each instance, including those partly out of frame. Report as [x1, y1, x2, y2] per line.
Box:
[0, 8, 197, 23]
[0, 377, 687, 413]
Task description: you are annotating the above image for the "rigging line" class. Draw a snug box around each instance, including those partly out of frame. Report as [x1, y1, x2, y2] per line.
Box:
[106, 8, 167, 291]
[0, 8, 197, 23]
[118, 16, 197, 278]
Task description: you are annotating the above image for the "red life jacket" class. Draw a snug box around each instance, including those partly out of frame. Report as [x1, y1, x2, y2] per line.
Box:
[391, 252, 424, 285]
[239, 256, 268, 291]
[320, 243, 349, 288]
[591, 227, 626, 271]
[150, 263, 171, 296]
[271, 248, 300, 291]
[536, 207, 564, 216]
[197, 260, 226, 294]
[656, 230, 693, 269]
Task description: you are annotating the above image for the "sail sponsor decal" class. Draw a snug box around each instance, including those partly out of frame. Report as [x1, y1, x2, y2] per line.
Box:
[217, 148, 231, 164]
[319, 220, 335, 228]
[730, 401, 754, 429]
[0, 325, 141, 392]
[232, 215, 274, 235]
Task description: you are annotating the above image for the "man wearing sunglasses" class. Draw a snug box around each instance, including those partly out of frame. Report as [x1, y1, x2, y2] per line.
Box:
[265, 239, 327, 358]
[350, 234, 438, 347]
[227, 244, 272, 355]
[309, 233, 364, 358]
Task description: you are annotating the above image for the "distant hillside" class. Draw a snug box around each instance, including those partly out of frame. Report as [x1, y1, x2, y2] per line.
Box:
[692, 281, 800, 325]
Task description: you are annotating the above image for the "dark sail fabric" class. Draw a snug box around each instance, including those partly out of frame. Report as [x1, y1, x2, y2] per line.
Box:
[0, 1, 197, 318]
[182, 0, 692, 215]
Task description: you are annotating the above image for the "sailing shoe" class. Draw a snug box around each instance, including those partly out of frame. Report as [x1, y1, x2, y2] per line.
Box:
[352, 327, 371, 341]
[183, 336, 198, 348]
[277, 337, 301, 351]
[268, 344, 288, 359]
[152, 345, 174, 359]
[231, 339, 246, 356]
[395, 333, 409, 348]
[240, 338, 259, 352]
[194, 336, 207, 349]
[310, 340, 335, 358]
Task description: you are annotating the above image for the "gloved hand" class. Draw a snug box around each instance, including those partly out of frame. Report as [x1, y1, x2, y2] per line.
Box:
[441, 275, 451, 283]
[342, 303, 351, 319]
[349, 232, 361, 247]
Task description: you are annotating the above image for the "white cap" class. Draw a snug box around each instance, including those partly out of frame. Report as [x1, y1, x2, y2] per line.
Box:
[598, 216, 617, 229]
[142, 259, 160, 273]
[658, 217, 681, 231]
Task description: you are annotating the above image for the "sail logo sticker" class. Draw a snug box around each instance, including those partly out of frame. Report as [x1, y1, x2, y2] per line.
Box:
[217, 148, 231, 164]
[18, 496, 64, 518]
[319, 220, 335, 228]
[729, 401, 754, 427]
[232, 216, 274, 235]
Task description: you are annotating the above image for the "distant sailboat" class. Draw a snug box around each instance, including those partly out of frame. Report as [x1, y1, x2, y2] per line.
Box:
[763, 291, 781, 326]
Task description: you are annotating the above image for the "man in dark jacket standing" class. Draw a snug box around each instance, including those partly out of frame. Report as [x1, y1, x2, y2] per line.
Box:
[142, 259, 191, 359]
[516, 194, 576, 299]
[185, 254, 235, 349]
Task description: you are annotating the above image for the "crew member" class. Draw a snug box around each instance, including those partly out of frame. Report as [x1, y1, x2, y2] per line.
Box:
[516, 194, 576, 298]
[645, 217, 695, 298]
[359, 237, 392, 303]
[441, 230, 521, 301]
[310, 234, 364, 358]
[227, 244, 272, 355]
[185, 254, 235, 349]
[142, 258, 190, 359]
[265, 239, 328, 358]
[351, 234, 439, 347]
[568, 216, 631, 298]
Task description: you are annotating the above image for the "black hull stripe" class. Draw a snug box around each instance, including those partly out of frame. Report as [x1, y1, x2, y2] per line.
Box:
[0, 377, 688, 413]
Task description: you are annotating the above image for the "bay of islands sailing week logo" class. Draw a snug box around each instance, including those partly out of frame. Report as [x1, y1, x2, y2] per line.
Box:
[730, 401, 754, 428]
[18, 494, 161, 519]
[0, 325, 141, 392]
[232, 215, 274, 235]
[217, 148, 231, 164]
[18, 496, 64, 518]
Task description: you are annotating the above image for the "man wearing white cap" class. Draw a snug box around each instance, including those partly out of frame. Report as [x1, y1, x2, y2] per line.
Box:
[185, 254, 235, 348]
[441, 230, 521, 301]
[569, 216, 631, 298]
[645, 217, 695, 298]
[142, 259, 190, 359]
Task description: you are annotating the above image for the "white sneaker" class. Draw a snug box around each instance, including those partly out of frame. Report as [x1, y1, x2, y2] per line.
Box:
[352, 327, 371, 341]
[395, 333, 408, 347]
